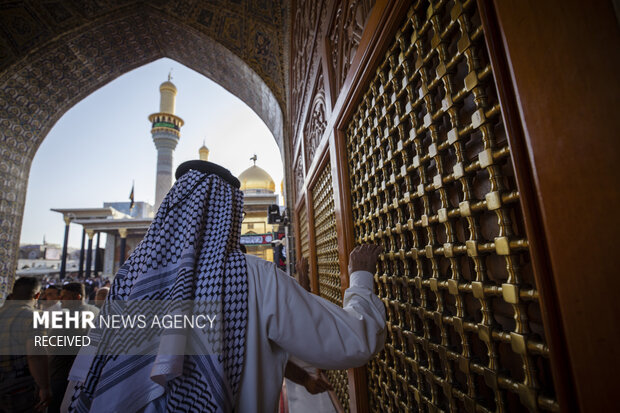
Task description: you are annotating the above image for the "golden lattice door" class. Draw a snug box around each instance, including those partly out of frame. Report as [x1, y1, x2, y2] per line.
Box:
[341, 1, 557, 411]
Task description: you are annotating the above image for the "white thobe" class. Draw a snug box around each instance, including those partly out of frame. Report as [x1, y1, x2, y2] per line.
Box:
[63, 254, 386, 412]
[237, 254, 386, 412]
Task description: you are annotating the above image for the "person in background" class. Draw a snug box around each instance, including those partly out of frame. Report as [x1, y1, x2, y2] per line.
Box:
[93, 287, 109, 308]
[39, 285, 61, 311]
[48, 283, 99, 413]
[0, 277, 51, 412]
[59, 282, 99, 315]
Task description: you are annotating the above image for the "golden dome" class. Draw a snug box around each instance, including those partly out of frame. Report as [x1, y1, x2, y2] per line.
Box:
[239, 165, 276, 192]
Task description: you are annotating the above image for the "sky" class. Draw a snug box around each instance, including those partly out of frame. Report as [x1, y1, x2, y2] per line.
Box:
[20, 58, 283, 249]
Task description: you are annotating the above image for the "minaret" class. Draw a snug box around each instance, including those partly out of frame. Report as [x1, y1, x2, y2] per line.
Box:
[199, 140, 210, 161]
[148, 73, 184, 210]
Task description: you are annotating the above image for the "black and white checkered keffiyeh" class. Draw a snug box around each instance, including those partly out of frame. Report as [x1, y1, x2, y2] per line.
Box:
[67, 169, 248, 412]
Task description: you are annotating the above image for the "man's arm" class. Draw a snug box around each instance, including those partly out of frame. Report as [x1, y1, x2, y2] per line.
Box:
[262, 244, 386, 370]
[26, 339, 51, 411]
[284, 360, 332, 394]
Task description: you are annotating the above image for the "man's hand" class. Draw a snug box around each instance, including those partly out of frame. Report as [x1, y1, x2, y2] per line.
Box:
[296, 256, 311, 291]
[348, 244, 383, 274]
[303, 372, 333, 394]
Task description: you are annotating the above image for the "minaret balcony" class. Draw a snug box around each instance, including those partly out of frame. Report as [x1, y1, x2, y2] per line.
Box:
[151, 121, 180, 131]
[148, 112, 184, 128]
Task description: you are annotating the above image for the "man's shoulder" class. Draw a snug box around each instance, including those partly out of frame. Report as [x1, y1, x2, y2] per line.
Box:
[244, 253, 277, 274]
[0, 302, 35, 317]
[243, 253, 264, 265]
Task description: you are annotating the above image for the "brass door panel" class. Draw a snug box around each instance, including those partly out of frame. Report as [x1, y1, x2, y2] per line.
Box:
[311, 163, 351, 411]
[299, 203, 310, 260]
[344, 0, 557, 411]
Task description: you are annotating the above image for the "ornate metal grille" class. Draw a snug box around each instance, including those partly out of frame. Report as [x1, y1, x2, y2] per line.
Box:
[311, 164, 351, 411]
[345, 1, 557, 411]
[299, 203, 310, 260]
[312, 165, 342, 306]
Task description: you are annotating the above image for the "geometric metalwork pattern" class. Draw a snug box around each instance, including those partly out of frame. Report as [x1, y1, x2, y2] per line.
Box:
[299, 203, 310, 260]
[325, 369, 350, 413]
[345, 1, 558, 411]
[311, 164, 350, 411]
[312, 164, 342, 306]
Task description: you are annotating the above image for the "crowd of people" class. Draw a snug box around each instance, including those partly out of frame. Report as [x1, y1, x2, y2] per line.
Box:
[37, 275, 112, 307]
[0, 276, 108, 412]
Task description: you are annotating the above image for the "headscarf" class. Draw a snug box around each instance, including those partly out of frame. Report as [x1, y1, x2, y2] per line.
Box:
[67, 166, 248, 412]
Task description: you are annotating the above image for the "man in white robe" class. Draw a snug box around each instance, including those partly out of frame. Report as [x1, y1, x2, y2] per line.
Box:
[63, 161, 385, 412]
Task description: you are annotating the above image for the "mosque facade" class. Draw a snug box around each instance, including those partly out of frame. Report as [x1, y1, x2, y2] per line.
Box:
[238, 156, 284, 263]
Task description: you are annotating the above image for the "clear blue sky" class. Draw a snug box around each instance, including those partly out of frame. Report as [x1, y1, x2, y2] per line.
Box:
[20, 58, 283, 249]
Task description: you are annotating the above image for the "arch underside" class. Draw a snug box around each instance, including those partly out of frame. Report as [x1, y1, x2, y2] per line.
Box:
[0, 8, 289, 285]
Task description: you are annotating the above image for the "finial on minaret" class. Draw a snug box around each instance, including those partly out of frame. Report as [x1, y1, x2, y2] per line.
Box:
[199, 139, 210, 161]
[250, 154, 257, 165]
[168, 69, 173, 82]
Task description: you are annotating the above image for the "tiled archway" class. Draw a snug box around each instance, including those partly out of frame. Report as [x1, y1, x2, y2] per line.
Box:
[0, 4, 289, 291]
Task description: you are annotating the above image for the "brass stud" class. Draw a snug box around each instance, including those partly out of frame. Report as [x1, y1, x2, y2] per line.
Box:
[418, 183, 425, 197]
[502, 283, 519, 304]
[453, 163, 464, 179]
[425, 245, 433, 258]
[495, 236, 510, 255]
[510, 332, 527, 355]
[485, 191, 502, 210]
[428, 143, 437, 157]
[478, 324, 491, 342]
[433, 174, 442, 188]
[471, 108, 486, 128]
[424, 113, 432, 128]
[447, 279, 459, 294]
[466, 240, 477, 256]
[447, 128, 459, 144]
[459, 201, 471, 217]
[464, 71, 478, 91]
[413, 155, 420, 168]
[472, 281, 484, 298]
[438, 208, 448, 223]
[421, 214, 429, 227]
[429, 278, 438, 291]
[478, 148, 494, 168]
